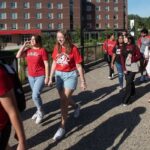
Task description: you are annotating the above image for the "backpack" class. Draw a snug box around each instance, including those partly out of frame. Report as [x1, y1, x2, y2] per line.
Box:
[0, 63, 26, 112]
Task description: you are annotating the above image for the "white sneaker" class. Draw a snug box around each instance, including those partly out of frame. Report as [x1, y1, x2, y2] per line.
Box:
[31, 111, 38, 120]
[74, 104, 80, 118]
[53, 127, 65, 141]
[122, 104, 127, 107]
[108, 76, 112, 80]
[111, 73, 114, 78]
[35, 111, 44, 124]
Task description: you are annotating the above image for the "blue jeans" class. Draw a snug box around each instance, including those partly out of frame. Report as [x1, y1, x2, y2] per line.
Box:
[28, 75, 45, 109]
[115, 62, 124, 87]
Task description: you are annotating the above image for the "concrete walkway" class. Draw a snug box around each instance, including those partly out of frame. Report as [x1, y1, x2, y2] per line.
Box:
[9, 62, 150, 150]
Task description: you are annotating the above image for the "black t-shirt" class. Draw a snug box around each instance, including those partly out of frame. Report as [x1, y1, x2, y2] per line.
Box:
[113, 45, 123, 64]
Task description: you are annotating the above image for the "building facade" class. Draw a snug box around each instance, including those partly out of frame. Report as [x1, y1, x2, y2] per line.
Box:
[0, 0, 127, 43]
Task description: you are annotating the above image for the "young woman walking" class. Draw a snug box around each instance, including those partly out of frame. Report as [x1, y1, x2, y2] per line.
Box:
[103, 33, 116, 79]
[16, 35, 49, 124]
[121, 35, 141, 106]
[111, 34, 124, 91]
[48, 30, 87, 141]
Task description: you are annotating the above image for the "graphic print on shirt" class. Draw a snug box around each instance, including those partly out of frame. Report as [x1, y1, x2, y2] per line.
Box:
[27, 51, 39, 57]
[116, 49, 121, 55]
[56, 53, 70, 66]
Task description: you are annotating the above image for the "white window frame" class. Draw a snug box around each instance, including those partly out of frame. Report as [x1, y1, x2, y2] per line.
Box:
[0, 2, 6, 9]
[36, 2, 42, 9]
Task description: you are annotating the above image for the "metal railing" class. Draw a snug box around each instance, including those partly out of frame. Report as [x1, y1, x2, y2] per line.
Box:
[1, 44, 104, 83]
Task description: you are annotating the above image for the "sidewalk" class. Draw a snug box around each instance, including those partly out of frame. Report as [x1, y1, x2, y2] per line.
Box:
[9, 62, 150, 150]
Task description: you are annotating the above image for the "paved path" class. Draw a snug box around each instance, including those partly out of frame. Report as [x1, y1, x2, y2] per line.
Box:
[9, 62, 150, 150]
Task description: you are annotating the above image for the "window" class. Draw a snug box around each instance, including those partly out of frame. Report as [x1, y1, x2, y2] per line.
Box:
[24, 13, 30, 19]
[114, 23, 118, 28]
[114, 0, 118, 3]
[56, 23, 63, 29]
[24, 23, 30, 29]
[36, 23, 42, 29]
[47, 13, 53, 19]
[96, 6, 100, 11]
[24, 2, 30, 8]
[56, 13, 63, 19]
[11, 13, 18, 19]
[0, 13, 6, 19]
[47, 3, 53, 9]
[105, 6, 109, 11]
[105, 14, 109, 20]
[105, 0, 109, 2]
[57, 3, 63, 9]
[36, 2, 42, 9]
[96, 24, 100, 29]
[36, 13, 42, 19]
[96, 15, 100, 20]
[87, 0, 91, 2]
[11, 2, 17, 8]
[87, 14, 92, 20]
[0, 24, 6, 30]
[114, 6, 118, 12]
[96, 0, 100, 2]
[86, 5, 92, 11]
[48, 23, 54, 29]
[114, 15, 118, 20]
[0, 2, 6, 8]
[105, 23, 110, 28]
[11, 23, 18, 29]
[87, 23, 92, 29]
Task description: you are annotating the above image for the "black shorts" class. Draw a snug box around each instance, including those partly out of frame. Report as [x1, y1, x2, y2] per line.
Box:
[0, 122, 11, 150]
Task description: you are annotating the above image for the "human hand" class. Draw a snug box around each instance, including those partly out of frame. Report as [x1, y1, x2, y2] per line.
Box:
[48, 78, 53, 86]
[80, 81, 87, 91]
[44, 77, 49, 85]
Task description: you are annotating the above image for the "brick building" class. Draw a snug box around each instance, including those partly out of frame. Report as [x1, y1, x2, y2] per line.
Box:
[0, 0, 127, 43]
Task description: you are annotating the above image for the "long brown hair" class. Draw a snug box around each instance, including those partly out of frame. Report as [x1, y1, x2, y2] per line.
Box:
[56, 30, 73, 54]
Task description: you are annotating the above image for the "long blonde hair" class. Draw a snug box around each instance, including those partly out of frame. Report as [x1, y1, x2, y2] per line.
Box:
[56, 30, 73, 54]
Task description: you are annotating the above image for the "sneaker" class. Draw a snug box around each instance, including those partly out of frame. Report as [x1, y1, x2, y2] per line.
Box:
[31, 111, 38, 120]
[53, 127, 65, 141]
[108, 76, 112, 80]
[140, 76, 145, 82]
[35, 111, 44, 124]
[111, 73, 114, 78]
[122, 103, 127, 107]
[74, 104, 80, 118]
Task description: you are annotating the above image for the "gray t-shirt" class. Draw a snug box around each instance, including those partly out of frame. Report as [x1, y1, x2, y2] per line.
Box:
[140, 37, 150, 54]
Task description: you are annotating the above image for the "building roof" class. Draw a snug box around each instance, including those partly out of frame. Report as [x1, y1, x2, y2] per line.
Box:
[0, 29, 41, 35]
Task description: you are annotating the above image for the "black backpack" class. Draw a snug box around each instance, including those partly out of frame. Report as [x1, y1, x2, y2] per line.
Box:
[0, 63, 26, 112]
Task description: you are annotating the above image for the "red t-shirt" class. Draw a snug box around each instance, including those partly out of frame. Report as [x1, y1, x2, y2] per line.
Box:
[26, 48, 48, 77]
[52, 45, 82, 72]
[103, 39, 116, 56]
[0, 66, 13, 131]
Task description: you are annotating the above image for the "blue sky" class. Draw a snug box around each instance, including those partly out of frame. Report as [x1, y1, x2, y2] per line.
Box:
[128, 0, 150, 17]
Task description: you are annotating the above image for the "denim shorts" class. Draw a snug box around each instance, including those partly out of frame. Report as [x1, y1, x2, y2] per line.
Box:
[55, 70, 78, 90]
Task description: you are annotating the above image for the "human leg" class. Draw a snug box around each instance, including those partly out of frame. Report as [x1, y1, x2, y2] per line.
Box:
[115, 62, 124, 88]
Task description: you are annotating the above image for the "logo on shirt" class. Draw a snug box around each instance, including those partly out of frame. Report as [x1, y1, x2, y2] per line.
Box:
[27, 52, 39, 56]
[56, 53, 70, 65]
[116, 49, 121, 55]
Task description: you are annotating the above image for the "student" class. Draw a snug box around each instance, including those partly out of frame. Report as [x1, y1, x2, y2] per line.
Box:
[111, 34, 124, 91]
[137, 28, 150, 81]
[16, 35, 49, 124]
[0, 65, 26, 150]
[103, 33, 116, 79]
[121, 35, 141, 106]
[48, 30, 87, 141]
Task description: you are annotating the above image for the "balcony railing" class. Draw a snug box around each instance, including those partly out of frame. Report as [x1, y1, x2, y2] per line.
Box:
[1, 44, 104, 83]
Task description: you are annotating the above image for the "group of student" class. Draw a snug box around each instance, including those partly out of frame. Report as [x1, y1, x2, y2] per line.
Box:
[0, 30, 87, 149]
[103, 28, 150, 106]
[1, 28, 150, 149]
